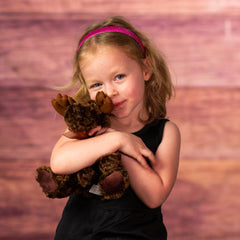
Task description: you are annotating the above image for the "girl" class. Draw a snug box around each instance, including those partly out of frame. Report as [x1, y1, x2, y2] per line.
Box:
[51, 16, 180, 240]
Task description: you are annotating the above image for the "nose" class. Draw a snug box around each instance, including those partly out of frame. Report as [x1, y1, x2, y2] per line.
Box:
[105, 84, 118, 98]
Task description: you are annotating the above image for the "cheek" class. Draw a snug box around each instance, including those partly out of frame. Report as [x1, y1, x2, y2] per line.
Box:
[124, 79, 145, 98]
[89, 91, 97, 100]
[122, 86, 144, 103]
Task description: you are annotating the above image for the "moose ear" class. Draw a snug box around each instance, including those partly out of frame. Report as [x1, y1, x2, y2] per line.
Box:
[96, 91, 114, 113]
[51, 93, 75, 116]
[142, 58, 152, 81]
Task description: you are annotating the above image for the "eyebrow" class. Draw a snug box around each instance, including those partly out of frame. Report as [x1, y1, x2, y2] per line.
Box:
[87, 67, 126, 83]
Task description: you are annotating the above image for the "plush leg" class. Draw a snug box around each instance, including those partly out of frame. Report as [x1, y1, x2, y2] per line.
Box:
[98, 152, 129, 200]
[36, 166, 82, 198]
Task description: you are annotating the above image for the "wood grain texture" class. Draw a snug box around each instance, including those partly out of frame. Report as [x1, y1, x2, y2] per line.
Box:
[164, 159, 240, 240]
[0, 1, 240, 239]
[1, 0, 240, 15]
[1, 159, 239, 240]
[0, 14, 240, 87]
[1, 87, 239, 161]
[0, 86, 239, 239]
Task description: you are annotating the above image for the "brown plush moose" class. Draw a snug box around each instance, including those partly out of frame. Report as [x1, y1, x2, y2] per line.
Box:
[36, 91, 129, 200]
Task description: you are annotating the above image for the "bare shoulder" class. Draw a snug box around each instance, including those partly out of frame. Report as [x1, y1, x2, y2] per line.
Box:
[155, 120, 181, 163]
[164, 120, 181, 140]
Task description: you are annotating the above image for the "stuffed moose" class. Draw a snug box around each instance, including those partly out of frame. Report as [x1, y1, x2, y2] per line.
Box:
[36, 91, 129, 200]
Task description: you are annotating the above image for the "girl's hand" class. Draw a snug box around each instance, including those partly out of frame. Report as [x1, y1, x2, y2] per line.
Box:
[115, 131, 155, 169]
[88, 126, 107, 137]
[88, 127, 155, 169]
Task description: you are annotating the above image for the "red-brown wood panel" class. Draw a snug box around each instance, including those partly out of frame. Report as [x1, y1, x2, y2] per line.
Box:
[0, 1, 239, 239]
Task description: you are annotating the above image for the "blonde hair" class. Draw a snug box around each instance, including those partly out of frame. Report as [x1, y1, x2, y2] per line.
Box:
[64, 16, 174, 123]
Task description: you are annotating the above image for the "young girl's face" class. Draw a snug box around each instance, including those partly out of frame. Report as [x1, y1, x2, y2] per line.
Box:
[79, 45, 151, 122]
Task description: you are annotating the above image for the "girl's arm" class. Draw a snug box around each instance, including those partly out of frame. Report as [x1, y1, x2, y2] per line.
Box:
[50, 129, 118, 174]
[50, 128, 153, 174]
[121, 121, 181, 209]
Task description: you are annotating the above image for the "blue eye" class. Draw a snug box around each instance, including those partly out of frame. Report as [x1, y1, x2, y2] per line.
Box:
[90, 82, 102, 89]
[115, 74, 125, 81]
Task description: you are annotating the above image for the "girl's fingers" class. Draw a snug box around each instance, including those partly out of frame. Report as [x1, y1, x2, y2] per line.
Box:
[106, 128, 115, 133]
[120, 151, 149, 169]
[142, 149, 156, 165]
[136, 147, 156, 169]
[88, 126, 106, 136]
[97, 127, 107, 135]
[117, 131, 155, 169]
[136, 154, 151, 169]
[88, 126, 101, 136]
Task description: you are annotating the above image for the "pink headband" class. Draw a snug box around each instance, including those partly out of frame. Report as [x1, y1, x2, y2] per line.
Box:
[78, 26, 145, 55]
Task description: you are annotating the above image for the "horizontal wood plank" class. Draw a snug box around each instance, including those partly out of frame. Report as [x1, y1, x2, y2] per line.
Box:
[1, 87, 239, 161]
[1, 2, 240, 239]
[0, 159, 239, 239]
[0, 15, 239, 87]
[1, 0, 240, 15]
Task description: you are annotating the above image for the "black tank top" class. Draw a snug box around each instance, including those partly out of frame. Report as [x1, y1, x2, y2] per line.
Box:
[55, 119, 169, 240]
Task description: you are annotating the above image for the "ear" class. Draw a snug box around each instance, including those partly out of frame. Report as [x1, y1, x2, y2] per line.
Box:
[142, 58, 152, 81]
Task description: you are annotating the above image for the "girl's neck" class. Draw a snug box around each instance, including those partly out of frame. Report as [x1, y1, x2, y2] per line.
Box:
[110, 110, 149, 133]
[111, 118, 144, 133]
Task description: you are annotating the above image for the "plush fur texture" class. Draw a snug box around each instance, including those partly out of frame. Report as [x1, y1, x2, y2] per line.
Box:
[36, 91, 129, 200]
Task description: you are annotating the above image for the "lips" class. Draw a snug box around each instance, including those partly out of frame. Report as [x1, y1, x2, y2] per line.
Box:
[113, 100, 126, 109]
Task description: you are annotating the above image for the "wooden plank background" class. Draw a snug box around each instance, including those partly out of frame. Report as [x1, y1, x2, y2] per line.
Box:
[0, 1, 239, 239]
